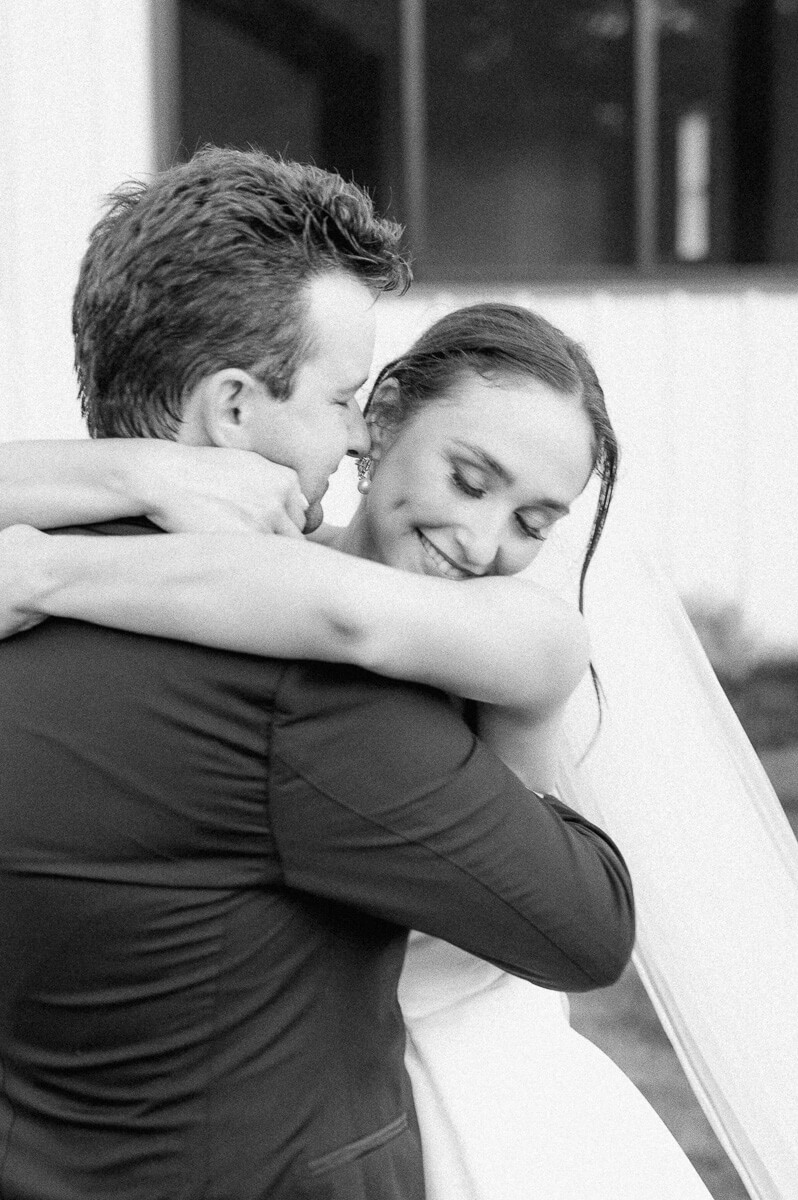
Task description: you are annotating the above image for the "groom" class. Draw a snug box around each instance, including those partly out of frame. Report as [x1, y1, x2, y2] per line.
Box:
[0, 149, 635, 1200]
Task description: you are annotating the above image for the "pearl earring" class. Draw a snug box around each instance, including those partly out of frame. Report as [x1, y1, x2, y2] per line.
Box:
[357, 456, 373, 495]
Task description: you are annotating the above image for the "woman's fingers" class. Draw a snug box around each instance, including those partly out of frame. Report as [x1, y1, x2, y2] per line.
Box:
[272, 510, 306, 539]
[284, 489, 310, 535]
[143, 446, 309, 535]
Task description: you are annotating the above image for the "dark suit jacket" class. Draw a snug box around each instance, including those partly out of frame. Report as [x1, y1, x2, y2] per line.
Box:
[0, 521, 634, 1199]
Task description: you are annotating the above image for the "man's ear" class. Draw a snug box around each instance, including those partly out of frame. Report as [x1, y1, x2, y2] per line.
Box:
[191, 369, 274, 450]
[365, 378, 401, 462]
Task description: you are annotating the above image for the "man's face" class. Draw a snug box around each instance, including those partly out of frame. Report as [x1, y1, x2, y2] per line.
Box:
[246, 272, 375, 531]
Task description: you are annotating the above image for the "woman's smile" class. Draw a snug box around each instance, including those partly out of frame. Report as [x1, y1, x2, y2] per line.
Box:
[417, 531, 477, 581]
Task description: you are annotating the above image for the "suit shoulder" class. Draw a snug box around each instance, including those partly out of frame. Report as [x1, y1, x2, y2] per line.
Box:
[271, 661, 476, 786]
[275, 660, 455, 722]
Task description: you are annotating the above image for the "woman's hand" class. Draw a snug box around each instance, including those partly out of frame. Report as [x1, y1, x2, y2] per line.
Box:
[0, 525, 52, 639]
[0, 440, 309, 536]
[138, 445, 309, 536]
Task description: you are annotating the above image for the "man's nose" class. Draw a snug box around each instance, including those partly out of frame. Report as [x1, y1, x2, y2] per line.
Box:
[346, 399, 371, 457]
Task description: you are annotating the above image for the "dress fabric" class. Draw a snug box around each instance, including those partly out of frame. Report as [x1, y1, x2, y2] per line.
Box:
[399, 934, 713, 1200]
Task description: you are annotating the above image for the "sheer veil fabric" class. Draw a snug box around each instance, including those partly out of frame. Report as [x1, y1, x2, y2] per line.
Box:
[539, 503, 798, 1200]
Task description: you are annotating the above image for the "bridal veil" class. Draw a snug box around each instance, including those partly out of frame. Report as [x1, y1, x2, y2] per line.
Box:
[536, 502, 798, 1200]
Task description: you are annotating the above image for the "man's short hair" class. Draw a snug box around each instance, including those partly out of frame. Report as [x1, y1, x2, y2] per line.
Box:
[73, 147, 411, 438]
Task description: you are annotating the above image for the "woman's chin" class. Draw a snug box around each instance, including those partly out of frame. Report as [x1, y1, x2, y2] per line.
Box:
[378, 534, 432, 578]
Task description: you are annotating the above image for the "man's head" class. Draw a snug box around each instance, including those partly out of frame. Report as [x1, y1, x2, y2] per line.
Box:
[73, 147, 410, 526]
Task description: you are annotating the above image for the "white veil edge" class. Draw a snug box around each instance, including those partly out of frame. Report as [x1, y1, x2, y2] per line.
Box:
[543, 512, 798, 1200]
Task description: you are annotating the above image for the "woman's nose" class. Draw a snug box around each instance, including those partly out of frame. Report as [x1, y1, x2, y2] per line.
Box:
[454, 514, 503, 573]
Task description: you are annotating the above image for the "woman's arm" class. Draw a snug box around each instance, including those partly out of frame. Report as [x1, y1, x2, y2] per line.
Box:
[0, 440, 307, 535]
[474, 703, 567, 793]
[13, 528, 589, 714]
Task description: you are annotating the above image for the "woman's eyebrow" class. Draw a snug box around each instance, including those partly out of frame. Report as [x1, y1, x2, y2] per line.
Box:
[451, 440, 512, 482]
[451, 440, 570, 515]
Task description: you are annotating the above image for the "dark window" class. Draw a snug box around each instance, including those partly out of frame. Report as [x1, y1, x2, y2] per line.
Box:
[175, 0, 798, 279]
[657, 0, 798, 266]
[424, 1, 634, 279]
[178, 0, 401, 218]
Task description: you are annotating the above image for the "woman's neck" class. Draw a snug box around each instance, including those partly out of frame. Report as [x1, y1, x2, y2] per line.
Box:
[307, 500, 375, 561]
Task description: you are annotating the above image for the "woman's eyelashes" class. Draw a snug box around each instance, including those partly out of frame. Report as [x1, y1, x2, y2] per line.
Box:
[516, 515, 546, 542]
[450, 465, 485, 498]
[449, 465, 546, 542]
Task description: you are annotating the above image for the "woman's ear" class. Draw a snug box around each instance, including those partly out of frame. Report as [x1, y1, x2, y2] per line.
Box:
[365, 377, 402, 461]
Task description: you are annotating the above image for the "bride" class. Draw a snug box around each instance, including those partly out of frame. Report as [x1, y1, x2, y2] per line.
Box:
[2, 302, 797, 1199]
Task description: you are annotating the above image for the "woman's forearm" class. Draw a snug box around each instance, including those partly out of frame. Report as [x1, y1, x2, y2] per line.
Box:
[36, 533, 393, 662]
[0, 440, 308, 536]
[0, 440, 161, 529]
[8, 522, 573, 796]
[32, 532, 588, 711]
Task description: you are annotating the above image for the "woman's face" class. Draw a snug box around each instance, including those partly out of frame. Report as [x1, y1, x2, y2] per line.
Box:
[363, 372, 595, 579]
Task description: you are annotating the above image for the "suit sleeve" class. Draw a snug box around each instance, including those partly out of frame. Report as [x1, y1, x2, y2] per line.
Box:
[268, 663, 635, 992]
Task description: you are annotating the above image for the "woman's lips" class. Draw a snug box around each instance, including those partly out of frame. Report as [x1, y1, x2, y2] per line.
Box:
[417, 532, 475, 581]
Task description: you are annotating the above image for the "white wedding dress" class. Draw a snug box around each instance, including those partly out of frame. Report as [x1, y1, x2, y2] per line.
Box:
[400, 934, 712, 1199]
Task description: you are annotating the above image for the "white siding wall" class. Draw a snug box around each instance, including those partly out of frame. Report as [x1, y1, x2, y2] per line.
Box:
[0, 3, 795, 652]
[0, 0, 157, 440]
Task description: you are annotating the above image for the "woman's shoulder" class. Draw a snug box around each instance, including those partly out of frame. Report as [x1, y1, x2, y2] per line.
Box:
[470, 576, 590, 711]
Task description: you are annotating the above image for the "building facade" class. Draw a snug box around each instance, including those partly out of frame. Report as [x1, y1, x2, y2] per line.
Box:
[1, 0, 797, 650]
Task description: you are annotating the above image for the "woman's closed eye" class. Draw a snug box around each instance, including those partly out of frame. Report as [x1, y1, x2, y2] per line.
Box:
[451, 467, 547, 542]
[516, 514, 546, 542]
[450, 466, 486, 498]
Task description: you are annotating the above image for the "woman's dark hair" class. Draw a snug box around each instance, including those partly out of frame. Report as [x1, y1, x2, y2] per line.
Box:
[366, 303, 618, 615]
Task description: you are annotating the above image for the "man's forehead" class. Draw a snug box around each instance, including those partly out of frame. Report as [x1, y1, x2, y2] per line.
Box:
[302, 292, 376, 383]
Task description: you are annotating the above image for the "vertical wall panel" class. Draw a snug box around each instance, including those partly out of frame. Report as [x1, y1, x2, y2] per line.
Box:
[0, 0, 156, 441]
[742, 293, 798, 650]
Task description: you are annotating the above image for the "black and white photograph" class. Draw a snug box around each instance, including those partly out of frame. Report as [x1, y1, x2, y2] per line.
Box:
[1, 3, 796, 1198]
